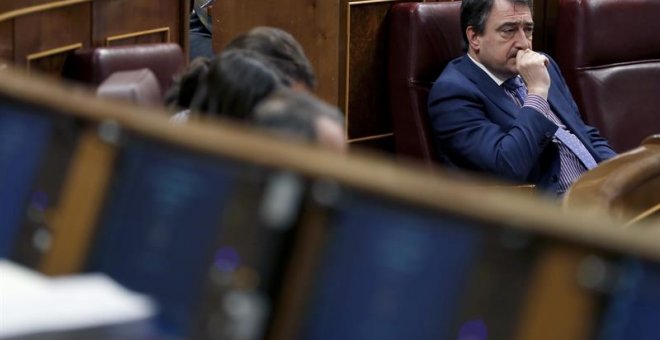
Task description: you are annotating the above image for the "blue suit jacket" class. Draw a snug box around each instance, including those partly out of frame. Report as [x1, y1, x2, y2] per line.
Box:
[427, 54, 616, 192]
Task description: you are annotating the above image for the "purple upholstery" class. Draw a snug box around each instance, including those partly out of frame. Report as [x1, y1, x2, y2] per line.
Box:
[388, 2, 462, 166]
[96, 69, 162, 106]
[555, 0, 660, 152]
[62, 43, 185, 96]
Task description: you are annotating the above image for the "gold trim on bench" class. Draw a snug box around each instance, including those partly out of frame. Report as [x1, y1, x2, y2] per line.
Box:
[26, 42, 83, 73]
[348, 0, 398, 5]
[0, 0, 92, 22]
[348, 132, 394, 143]
[625, 203, 660, 228]
[105, 27, 171, 46]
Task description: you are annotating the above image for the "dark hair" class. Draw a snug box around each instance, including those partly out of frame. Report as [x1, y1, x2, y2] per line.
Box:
[224, 26, 317, 90]
[460, 0, 533, 51]
[191, 49, 288, 120]
[252, 88, 343, 141]
[164, 57, 211, 109]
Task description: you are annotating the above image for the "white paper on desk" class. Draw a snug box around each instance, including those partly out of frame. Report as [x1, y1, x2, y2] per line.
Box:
[0, 260, 156, 338]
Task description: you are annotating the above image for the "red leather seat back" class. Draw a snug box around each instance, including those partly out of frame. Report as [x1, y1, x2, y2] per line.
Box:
[96, 69, 163, 106]
[62, 43, 185, 96]
[388, 1, 462, 166]
[555, 0, 660, 152]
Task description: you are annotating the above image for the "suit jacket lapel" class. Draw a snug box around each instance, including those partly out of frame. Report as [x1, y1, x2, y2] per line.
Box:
[547, 84, 600, 158]
[548, 83, 578, 131]
[457, 55, 520, 118]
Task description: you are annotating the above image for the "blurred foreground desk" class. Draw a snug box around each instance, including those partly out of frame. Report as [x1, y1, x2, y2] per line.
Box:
[565, 135, 660, 226]
[0, 260, 158, 339]
[1, 65, 660, 339]
[2, 321, 173, 340]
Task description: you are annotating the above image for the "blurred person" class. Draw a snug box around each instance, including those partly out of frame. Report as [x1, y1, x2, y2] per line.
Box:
[253, 88, 346, 153]
[189, 0, 215, 59]
[171, 27, 318, 123]
[224, 26, 317, 91]
[191, 49, 288, 120]
[427, 0, 615, 195]
[164, 57, 211, 122]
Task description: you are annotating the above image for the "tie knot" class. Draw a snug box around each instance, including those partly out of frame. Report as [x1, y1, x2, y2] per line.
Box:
[502, 76, 527, 104]
[502, 76, 525, 91]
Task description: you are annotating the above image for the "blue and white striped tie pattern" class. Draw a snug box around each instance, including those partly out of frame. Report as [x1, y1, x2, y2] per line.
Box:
[553, 128, 597, 169]
[502, 76, 528, 107]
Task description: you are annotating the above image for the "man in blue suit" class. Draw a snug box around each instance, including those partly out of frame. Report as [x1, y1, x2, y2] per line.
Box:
[428, 0, 616, 195]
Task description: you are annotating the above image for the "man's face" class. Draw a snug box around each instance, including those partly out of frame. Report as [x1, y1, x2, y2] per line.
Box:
[468, 0, 534, 79]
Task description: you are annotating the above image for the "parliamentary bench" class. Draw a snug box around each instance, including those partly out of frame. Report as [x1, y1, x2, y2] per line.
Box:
[1, 64, 660, 339]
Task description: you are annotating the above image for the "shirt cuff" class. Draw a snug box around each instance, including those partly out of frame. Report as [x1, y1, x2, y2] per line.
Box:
[523, 94, 550, 115]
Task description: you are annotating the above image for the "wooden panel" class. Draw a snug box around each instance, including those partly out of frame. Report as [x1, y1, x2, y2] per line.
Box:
[0, 21, 12, 62]
[212, 0, 415, 154]
[26, 43, 83, 75]
[105, 27, 170, 46]
[0, 0, 190, 68]
[346, 1, 394, 140]
[0, 1, 94, 24]
[13, 3, 91, 74]
[533, 0, 560, 55]
[212, 0, 342, 108]
[92, 0, 183, 51]
[0, 0, 58, 13]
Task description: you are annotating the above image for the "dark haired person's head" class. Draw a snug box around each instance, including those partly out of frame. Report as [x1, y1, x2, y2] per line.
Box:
[192, 49, 288, 120]
[461, 0, 533, 50]
[462, 0, 534, 79]
[164, 57, 211, 110]
[253, 88, 346, 153]
[224, 26, 317, 91]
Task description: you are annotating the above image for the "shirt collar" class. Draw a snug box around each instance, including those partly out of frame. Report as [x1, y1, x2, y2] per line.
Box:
[467, 53, 511, 86]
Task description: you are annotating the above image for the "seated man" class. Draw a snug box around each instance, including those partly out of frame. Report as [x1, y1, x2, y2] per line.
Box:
[427, 0, 616, 195]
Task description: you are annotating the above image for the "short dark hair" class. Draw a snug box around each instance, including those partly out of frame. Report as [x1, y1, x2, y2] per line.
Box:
[460, 0, 533, 51]
[191, 49, 287, 120]
[164, 56, 211, 109]
[224, 26, 317, 90]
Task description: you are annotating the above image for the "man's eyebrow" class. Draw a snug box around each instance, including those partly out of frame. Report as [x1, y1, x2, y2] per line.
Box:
[496, 20, 534, 29]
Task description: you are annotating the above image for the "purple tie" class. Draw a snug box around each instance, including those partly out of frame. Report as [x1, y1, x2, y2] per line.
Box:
[502, 76, 528, 105]
[554, 128, 598, 169]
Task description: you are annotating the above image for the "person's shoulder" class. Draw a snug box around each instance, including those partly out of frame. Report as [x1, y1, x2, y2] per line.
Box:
[431, 56, 473, 95]
[436, 56, 467, 81]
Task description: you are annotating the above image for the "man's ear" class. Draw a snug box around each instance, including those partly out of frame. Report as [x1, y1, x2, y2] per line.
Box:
[466, 26, 481, 52]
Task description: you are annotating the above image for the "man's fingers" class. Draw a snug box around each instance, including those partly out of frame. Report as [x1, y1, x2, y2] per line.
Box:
[520, 50, 549, 67]
[541, 55, 549, 66]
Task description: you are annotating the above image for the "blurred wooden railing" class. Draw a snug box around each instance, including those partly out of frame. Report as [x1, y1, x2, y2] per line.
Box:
[1, 64, 660, 340]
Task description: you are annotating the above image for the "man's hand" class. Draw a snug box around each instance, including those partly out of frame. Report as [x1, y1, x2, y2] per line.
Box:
[516, 49, 550, 100]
